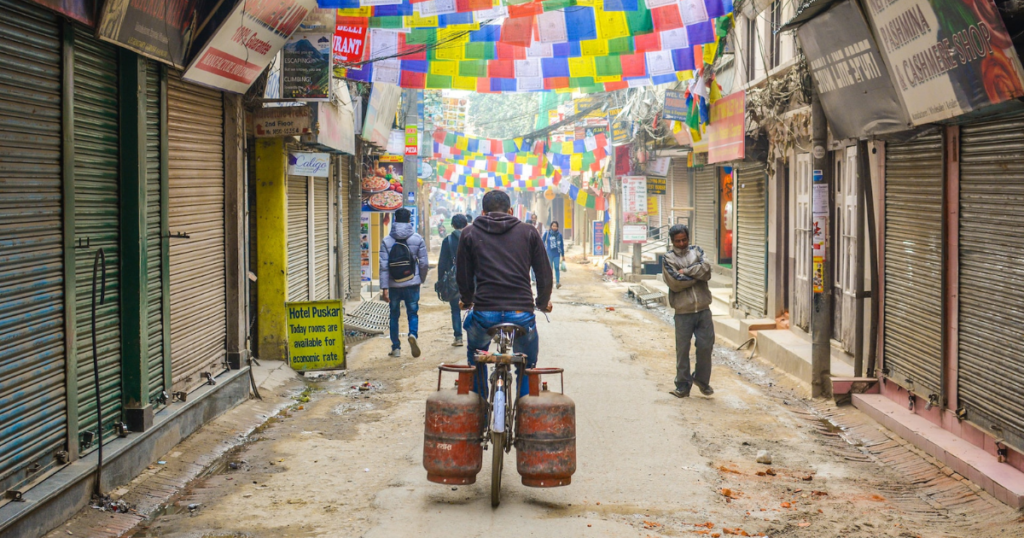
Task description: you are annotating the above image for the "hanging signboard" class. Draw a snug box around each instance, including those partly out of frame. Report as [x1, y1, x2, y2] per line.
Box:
[362, 155, 404, 212]
[362, 82, 401, 148]
[862, 0, 1024, 125]
[288, 152, 330, 176]
[184, 0, 317, 94]
[621, 176, 648, 244]
[647, 176, 667, 195]
[30, 0, 95, 26]
[663, 90, 688, 121]
[333, 14, 368, 65]
[308, 82, 355, 154]
[611, 120, 630, 146]
[796, 0, 909, 139]
[286, 300, 345, 371]
[405, 125, 418, 156]
[254, 105, 312, 137]
[281, 9, 334, 101]
[647, 157, 671, 177]
[593, 221, 606, 256]
[97, 0, 200, 68]
[707, 91, 747, 163]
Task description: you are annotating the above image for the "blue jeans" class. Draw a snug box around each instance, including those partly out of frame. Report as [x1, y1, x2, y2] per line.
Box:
[549, 253, 560, 284]
[465, 310, 538, 399]
[449, 298, 462, 338]
[388, 286, 420, 350]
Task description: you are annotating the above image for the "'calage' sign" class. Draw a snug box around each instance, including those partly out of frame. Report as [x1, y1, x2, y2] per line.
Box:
[288, 152, 330, 177]
[287, 300, 345, 371]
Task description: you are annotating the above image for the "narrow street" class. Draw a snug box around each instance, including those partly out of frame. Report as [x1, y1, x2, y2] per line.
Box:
[122, 256, 1023, 538]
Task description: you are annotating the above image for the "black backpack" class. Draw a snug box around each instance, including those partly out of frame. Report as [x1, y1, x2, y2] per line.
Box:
[435, 236, 461, 302]
[387, 238, 416, 283]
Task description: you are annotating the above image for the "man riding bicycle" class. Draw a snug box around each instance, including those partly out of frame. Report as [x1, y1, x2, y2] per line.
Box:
[456, 190, 554, 399]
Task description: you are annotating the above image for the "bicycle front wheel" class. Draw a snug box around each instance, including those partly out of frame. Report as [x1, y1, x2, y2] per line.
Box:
[490, 431, 505, 507]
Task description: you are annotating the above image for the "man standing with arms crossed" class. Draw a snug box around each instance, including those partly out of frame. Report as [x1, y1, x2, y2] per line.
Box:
[663, 224, 715, 398]
[457, 190, 553, 398]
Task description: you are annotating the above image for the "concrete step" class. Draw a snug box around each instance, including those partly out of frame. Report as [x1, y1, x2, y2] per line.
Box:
[753, 328, 855, 382]
[853, 393, 1024, 509]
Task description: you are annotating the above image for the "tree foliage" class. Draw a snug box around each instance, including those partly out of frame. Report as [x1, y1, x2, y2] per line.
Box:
[467, 93, 538, 139]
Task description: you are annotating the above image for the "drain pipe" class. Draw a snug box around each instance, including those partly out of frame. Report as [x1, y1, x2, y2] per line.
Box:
[90, 248, 107, 496]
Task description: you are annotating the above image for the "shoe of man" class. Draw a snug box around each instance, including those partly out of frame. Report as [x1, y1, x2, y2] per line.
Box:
[452, 337, 464, 347]
[556, 283, 562, 289]
[669, 389, 690, 398]
[408, 335, 421, 358]
[389, 349, 401, 358]
[697, 382, 714, 396]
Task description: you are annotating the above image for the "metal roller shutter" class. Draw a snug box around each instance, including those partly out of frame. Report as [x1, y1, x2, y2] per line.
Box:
[694, 166, 717, 263]
[346, 157, 362, 296]
[0, 0, 67, 493]
[167, 72, 226, 394]
[340, 157, 350, 298]
[959, 116, 1024, 451]
[288, 175, 309, 302]
[670, 158, 690, 225]
[735, 162, 767, 317]
[144, 61, 165, 406]
[73, 27, 121, 452]
[314, 176, 330, 300]
[883, 133, 943, 400]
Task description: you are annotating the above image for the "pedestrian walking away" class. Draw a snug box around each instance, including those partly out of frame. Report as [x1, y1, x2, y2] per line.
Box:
[457, 190, 553, 398]
[542, 221, 565, 289]
[380, 208, 429, 358]
[662, 224, 715, 398]
[437, 213, 467, 346]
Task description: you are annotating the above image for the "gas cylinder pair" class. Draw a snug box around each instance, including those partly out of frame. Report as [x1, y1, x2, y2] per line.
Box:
[423, 365, 576, 487]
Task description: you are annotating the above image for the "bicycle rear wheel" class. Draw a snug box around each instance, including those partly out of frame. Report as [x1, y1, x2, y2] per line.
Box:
[490, 431, 504, 507]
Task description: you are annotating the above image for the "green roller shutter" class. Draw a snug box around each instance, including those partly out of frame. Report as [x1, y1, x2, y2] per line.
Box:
[0, 0, 68, 493]
[145, 61, 165, 406]
[73, 26, 121, 452]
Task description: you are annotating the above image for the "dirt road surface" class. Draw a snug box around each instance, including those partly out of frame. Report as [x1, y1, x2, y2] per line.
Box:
[127, 258, 1024, 538]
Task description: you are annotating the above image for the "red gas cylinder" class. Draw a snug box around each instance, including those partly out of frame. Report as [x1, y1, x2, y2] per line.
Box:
[423, 364, 486, 484]
[516, 368, 576, 487]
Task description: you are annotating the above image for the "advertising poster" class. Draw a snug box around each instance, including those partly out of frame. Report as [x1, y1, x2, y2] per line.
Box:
[287, 152, 329, 176]
[98, 0, 200, 67]
[593, 221, 606, 256]
[184, 0, 317, 94]
[282, 9, 334, 100]
[361, 155, 404, 212]
[663, 90, 688, 121]
[707, 91, 747, 163]
[405, 125, 418, 156]
[333, 14, 368, 65]
[862, 0, 1024, 125]
[812, 256, 825, 294]
[360, 213, 372, 282]
[286, 300, 345, 371]
[797, 1, 909, 138]
[647, 176, 667, 195]
[621, 176, 648, 243]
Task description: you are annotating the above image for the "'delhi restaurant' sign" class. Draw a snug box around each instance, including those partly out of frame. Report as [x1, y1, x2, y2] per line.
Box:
[862, 0, 1024, 125]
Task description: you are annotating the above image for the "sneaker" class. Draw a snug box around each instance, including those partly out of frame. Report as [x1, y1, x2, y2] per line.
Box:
[556, 283, 562, 289]
[452, 337, 464, 347]
[669, 390, 690, 398]
[697, 383, 714, 396]
[388, 349, 401, 358]
[408, 335, 421, 358]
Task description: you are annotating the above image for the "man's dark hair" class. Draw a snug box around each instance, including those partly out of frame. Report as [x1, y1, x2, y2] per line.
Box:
[394, 208, 411, 223]
[481, 190, 511, 213]
[669, 224, 690, 240]
[451, 214, 468, 229]
[465, 214, 473, 223]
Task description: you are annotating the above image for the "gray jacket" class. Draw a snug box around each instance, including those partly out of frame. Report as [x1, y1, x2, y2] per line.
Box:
[662, 246, 712, 314]
[380, 222, 429, 289]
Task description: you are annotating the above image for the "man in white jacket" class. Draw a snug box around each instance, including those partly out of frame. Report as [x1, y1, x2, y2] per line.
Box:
[662, 224, 715, 398]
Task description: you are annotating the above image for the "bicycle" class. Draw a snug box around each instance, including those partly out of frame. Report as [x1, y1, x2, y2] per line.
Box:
[473, 322, 528, 507]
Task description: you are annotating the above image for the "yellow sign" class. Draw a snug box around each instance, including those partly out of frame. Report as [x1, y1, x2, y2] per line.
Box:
[287, 300, 345, 371]
[812, 256, 824, 293]
[647, 196, 658, 216]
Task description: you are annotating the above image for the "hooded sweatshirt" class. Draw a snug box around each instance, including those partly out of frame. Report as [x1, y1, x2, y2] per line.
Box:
[456, 212, 552, 312]
[380, 222, 429, 289]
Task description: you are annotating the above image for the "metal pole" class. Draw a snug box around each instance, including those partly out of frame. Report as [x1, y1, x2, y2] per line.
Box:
[632, 243, 641, 276]
[402, 89, 425, 242]
[810, 96, 832, 398]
